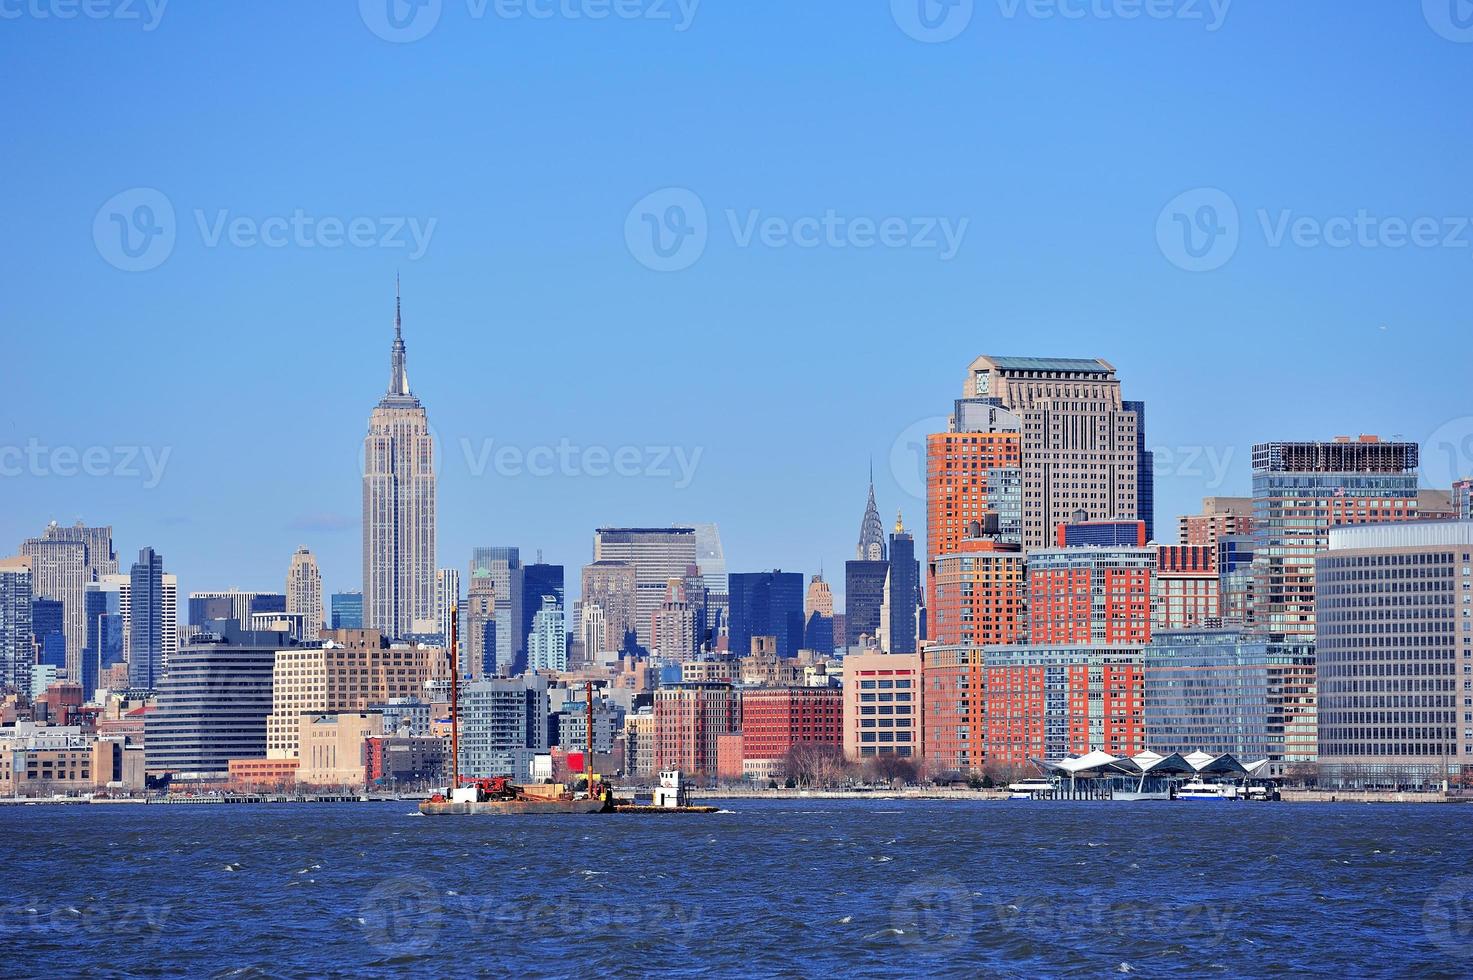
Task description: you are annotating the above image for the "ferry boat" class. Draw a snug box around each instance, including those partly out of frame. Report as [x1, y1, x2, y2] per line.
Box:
[1176, 780, 1235, 801]
[1006, 778, 1053, 800]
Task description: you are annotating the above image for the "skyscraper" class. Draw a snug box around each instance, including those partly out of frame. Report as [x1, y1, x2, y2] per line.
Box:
[465, 569, 497, 678]
[856, 469, 887, 562]
[82, 578, 126, 695]
[521, 563, 564, 673]
[803, 574, 835, 655]
[581, 561, 638, 655]
[652, 577, 698, 662]
[727, 571, 805, 659]
[470, 547, 523, 675]
[0, 557, 33, 695]
[885, 512, 920, 654]
[593, 528, 698, 652]
[286, 547, 323, 642]
[1251, 435, 1421, 637]
[962, 356, 1142, 550]
[19, 521, 116, 682]
[435, 567, 460, 649]
[330, 592, 364, 630]
[846, 476, 889, 649]
[526, 595, 567, 672]
[127, 547, 165, 691]
[363, 281, 437, 640]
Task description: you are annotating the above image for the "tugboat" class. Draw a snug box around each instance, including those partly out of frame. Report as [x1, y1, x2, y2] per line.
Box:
[420, 608, 612, 815]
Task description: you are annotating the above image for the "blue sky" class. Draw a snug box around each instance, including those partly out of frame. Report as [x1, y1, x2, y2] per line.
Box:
[3, 1, 1472, 603]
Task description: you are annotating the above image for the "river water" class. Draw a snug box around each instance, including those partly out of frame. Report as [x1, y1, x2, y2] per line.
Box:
[3, 799, 1470, 976]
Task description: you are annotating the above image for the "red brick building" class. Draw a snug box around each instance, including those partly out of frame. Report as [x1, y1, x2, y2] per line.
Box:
[983, 645, 1144, 767]
[1154, 545, 1219, 630]
[925, 428, 1022, 615]
[653, 683, 741, 779]
[928, 536, 1025, 648]
[739, 687, 843, 765]
[1026, 546, 1154, 646]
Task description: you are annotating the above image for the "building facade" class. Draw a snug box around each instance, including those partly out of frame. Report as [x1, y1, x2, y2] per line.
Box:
[287, 547, 323, 642]
[593, 528, 698, 652]
[1026, 546, 1154, 646]
[1316, 521, 1473, 787]
[1251, 435, 1420, 638]
[363, 285, 437, 640]
[653, 683, 741, 779]
[841, 653, 921, 761]
[727, 571, 805, 660]
[962, 356, 1144, 550]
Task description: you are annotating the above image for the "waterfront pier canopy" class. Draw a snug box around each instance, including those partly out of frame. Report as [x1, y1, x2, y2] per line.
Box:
[1032, 749, 1261, 780]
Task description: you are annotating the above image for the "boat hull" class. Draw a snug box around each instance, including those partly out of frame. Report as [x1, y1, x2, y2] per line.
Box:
[419, 798, 610, 815]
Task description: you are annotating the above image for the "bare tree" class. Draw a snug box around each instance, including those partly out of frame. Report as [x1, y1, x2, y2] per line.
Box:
[865, 754, 917, 786]
[781, 742, 852, 788]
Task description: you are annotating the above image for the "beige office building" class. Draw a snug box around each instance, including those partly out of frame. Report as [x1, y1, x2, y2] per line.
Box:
[297, 712, 384, 786]
[842, 652, 922, 762]
[286, 547, 324, 642]
[266, 629, 434, 760]
[963, 356, 1141, 550]
[1316, 521, 1473, 789]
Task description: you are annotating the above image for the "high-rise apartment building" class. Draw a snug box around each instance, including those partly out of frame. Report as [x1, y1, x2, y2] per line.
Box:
[1179, 497, 1255, 548]
[581, 560, 638, 656]
[1154, 545, 1219, 630]
[521, 563, 563, 670]
[982, 643, 1145, 765]
[20, 521, 116, 682]
[1026, 545, 1154, 646]
[1316, 521, 1473, 787]
[593, 528, 698, 652]
[464, 569, 497, 678]
[458, 673, 550, 780]
[435, 567, 460, 648]
[1456, 479, 1473, 521]
[926, 404, 1023, 579]
[0, 557, 33, 695]
[962, 356, 1144, 550]
[1251, 435, 1420, 638]
[286, 547, 323, 642]
[927, 523, 1025, 648]
[651, 578, 697, 663]
[363, 283, 437, 640]
[469, 547, 523, 674]
[127, 548, 165, 691]
[526, 595, 567, 672]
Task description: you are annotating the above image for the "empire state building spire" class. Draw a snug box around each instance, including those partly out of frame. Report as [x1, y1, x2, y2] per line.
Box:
[384, 275, 417, 404]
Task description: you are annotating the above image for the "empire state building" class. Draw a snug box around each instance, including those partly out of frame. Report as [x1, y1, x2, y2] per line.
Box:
[362, 282, 437, 639]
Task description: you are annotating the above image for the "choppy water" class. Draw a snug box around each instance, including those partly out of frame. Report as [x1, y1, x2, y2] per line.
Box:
[3, 799, 1472, 977]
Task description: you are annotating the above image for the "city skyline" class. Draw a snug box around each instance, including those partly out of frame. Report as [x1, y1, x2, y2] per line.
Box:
[5, 5, 1472, 607]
